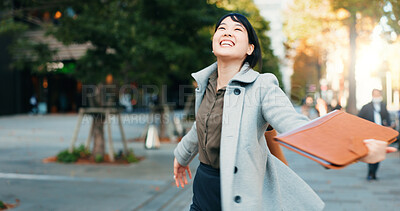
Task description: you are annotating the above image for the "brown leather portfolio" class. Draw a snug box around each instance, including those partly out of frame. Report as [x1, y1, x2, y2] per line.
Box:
[265, 129, 288, 165]
[274, 110, 399, 169]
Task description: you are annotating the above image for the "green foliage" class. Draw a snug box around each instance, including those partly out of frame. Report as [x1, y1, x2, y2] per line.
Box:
[1, 0, 227, 85]
[383, 0, 400, 34]
[9, 38, 57, 73]
[56, 149, 79, 163]
[0, 200, 6, 209]
[330, 0, 384, 16]
[125, 153, 139, 163]
[124, 149, 139, 163]
[2, 0, 282, 89]
[56, 144, 90, 163]
[44, 0, 226, 85]
[115, 149, 139, 163]
[94, 154, 104, 163]
[0, 18, 28, 34]
[56, 145, 139, 163]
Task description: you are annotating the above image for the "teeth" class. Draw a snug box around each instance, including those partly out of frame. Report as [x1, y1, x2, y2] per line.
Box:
[220, 41, 233, 46]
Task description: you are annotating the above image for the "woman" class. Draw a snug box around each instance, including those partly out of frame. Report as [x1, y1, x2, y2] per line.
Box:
[173, 13, 396, 210]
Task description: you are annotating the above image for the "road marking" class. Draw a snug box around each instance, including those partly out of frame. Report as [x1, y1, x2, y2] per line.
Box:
[0, 172, 167, 185]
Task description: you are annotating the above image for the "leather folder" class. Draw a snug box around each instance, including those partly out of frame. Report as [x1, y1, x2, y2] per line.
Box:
[265, 128, 288, 165]
[274, 110, 399, 169]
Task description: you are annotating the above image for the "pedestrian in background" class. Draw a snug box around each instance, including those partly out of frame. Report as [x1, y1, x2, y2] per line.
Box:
[301, 96, 319, 119]
[173, 13, 396, 210]
[328, 98, 342, 112]
[30, 94, 38, 114]
[358, 89, 393, 180]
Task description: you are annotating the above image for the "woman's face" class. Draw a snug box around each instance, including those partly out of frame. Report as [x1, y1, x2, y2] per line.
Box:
[212, 17, 254, 62]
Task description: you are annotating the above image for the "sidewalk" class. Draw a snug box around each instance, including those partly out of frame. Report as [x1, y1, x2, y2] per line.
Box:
[0, 114, 399, 210]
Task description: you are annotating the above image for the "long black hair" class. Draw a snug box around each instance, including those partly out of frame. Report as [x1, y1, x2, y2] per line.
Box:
[214, 13, 262, 70]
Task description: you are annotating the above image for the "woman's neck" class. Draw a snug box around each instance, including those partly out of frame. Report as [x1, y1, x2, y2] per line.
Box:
[216, 59, 243, 90]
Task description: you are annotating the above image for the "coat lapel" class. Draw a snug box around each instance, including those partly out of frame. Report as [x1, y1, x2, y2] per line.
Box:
[192, 63, 217, 114]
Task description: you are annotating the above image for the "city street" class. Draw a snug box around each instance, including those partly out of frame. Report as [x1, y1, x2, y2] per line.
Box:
[1, 113, 399, 211]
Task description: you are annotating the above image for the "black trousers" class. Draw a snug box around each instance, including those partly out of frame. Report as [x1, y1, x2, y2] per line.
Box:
[190, 163, 221, 211]
[368, 162, 380, 176]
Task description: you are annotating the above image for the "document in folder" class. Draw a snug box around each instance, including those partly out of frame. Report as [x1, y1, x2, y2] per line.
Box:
[274, 110, 399, 169]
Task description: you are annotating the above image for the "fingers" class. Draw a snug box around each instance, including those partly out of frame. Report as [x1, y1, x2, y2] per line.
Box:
[173, 158, 179, 187]
[175, 170, 185, 188]
[360, 139, 388, 163]
[187, 167, 192, 179]
[175, 168, 192, 188]
[363, 139, 386, 145]
[386, 146, 398, 153]
[174, 175, 179, 188]
[173, 158, 193, 188]
[183, 171, 188, 186]
[178, 173, 185, 188]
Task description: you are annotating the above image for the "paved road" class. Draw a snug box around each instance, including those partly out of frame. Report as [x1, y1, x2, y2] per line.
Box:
[0, 114, 399, 210]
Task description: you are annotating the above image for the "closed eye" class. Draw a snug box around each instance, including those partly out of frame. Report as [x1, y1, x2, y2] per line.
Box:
[235, 28, 243, 32]
[218, 26, 226, 30]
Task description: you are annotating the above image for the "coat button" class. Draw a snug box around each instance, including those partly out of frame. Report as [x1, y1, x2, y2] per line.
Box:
[234, 88, 241, 95]
[234, 166, 238, 174]
[234, 195, 241, 203]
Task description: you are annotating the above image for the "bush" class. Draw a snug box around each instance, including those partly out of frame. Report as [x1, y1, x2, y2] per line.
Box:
[125, 152, 139, 163]
[56, 145, 90, 163]
[56, 149, 79, 163]
[116, 149, 139, 163]
[94, 154, 104, 163]
[0, 200, 6, 209]
[56, 145, 140, 164]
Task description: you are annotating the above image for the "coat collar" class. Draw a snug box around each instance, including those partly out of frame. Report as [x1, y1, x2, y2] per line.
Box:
[191, 62, 259, 89]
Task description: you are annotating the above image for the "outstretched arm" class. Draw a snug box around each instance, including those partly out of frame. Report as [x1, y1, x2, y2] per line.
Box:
[173, 122, 199, 166]
[260, 74, 310, 133]
[259, 74, 397, 166]
[173, 122, 198, 188]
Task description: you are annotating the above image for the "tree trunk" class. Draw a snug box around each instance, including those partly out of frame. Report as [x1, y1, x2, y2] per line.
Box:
[159, 85, 167, 139]
[347, 12, 358, 115]
[92, 113, 106, 157]
[85, 83, 115, 158]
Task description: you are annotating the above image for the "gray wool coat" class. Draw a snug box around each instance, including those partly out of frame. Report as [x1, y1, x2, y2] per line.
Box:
[174, 62, 325, 210]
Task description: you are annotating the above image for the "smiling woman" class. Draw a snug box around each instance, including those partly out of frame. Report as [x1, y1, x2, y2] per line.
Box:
[172, 13, 395, 211]
[212, 14, 261, 69]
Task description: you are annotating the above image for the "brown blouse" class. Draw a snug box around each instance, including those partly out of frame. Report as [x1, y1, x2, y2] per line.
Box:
[196, 70, 225, 169]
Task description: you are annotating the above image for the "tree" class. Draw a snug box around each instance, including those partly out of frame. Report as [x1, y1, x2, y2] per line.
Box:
[383, 0, 400, 34]
[1, 0, 281, 159]
[330, 0, 384, 114]
[284, 0, 343, 103]
[284, 0, 400, 113]
[290, 40, 323, 104]
[1, 0, 226, 158]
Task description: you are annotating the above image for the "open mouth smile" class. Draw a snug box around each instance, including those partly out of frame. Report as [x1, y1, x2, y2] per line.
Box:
[220, 40, 235, 47]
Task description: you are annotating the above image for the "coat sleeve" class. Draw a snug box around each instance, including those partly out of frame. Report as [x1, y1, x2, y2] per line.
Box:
[260, 74, 310, 134]
[382, 103, 391, 126]
[358, 105, 368, 119]
[173, 122, 199, 166]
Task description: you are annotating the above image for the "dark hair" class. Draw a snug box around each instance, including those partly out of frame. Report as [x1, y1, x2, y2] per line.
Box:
[214, 13, 262, 69]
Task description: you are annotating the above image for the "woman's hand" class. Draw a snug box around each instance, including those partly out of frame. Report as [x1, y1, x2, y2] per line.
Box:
[359, 139, 398, 163]
[173, 158, 192, 188]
